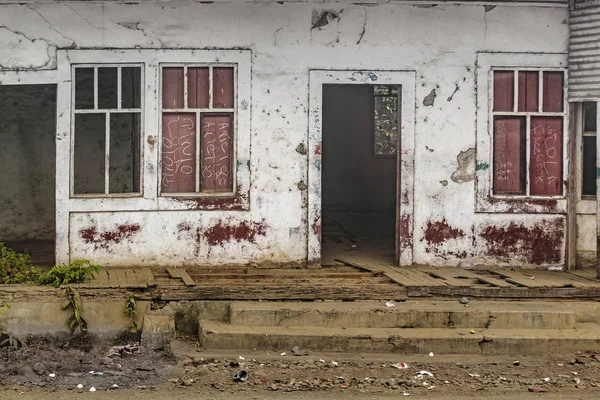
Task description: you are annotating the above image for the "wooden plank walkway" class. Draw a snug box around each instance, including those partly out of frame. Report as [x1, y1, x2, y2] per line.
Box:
[67, 264, 600, 301]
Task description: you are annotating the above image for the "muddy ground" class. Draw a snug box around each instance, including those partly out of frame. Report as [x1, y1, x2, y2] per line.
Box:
[0, 337, 599, 398]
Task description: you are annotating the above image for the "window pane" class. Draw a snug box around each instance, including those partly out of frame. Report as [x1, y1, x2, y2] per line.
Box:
[543, 72, 563, 113]
[122, 67, 141, 109]
[188, 67, 209, 108]
[109, 113, 141, 194]
[162, 113, 196, 193]
[518, 71, 538, 112]
[493, 117, 525, 194]
[75, 68, 94, 110]
[162, 68, 184, 109]
[97, 67, 118, 109]
[530, 117, 563, 196]
[493, 71, 514, 112]
[201, 114, 233, 192]
[374, 85, 389, 95]
[374, 94, 398, 156]
[74, 113, 106, 194]
[213, 67, 234, 108]
[583, 135, 596, 196]
[584, 102, 597, 132]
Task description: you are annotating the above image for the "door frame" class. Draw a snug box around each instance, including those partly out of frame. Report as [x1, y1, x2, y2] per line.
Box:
[307, 70, 416, 267]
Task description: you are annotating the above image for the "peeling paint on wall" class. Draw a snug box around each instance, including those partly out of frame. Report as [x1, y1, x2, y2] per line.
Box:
[204, 220, 267, 246]
[422, 219, 465, 246]
[451, 148, 476, 184]
[79, 224, 141, 250]
[423, 89, 437, 106]
[480, 219, 564, 265]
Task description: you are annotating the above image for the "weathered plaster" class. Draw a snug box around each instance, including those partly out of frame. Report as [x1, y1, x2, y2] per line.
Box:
[0, 2, 570, 267]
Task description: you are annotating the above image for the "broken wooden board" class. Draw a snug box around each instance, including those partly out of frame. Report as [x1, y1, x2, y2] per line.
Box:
[167, 268, 196, 286]
[416, 268, 480, 287]
[488, 269, 560, 288]
[534, 270, 600, 288]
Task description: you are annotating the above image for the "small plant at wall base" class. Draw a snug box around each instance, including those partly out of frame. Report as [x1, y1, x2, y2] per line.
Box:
[37, 260, 101, 287]
[62, 286, 88, 336]
[0, 242, 100, 286]
[124, 293, 139, 334]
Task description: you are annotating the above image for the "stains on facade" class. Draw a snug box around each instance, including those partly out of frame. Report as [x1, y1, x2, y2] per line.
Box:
[480, 219, 564, 265]
[312, 216, 321, 237]
[423, 88, 437, 106]
[79, 224, 141, 250]
[422, 219, 465, 246]
[204, 220, 267, 246]
[399, 214, 413, 251]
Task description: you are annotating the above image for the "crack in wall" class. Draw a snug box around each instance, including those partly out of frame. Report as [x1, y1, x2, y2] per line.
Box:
[356, 10, 366, 45]
[25, 5, 76, 47]
[65, 4, 105, 31]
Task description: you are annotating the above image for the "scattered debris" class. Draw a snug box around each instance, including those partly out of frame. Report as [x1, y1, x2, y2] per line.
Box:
[513, 361, 521, 366]
[385, 301, 396, 307]
[528, 387, 547, 393]
[429, 352, 434, 357]
[391, 362, 408, 369]
[233, 370, 249, 383]
[417, 370, 434, 377]
[107, 343, 139, 357]
[89, 387, 96, 392]
[459, 297, 469, 305]
[280, 352, 286, 356]
[77, 384, 84, 389]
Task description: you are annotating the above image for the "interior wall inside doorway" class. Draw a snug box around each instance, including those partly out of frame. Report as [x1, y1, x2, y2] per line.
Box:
[0, 84, 57, 263]
[322, 84, 396, 214]
[321, 84, 397, 265]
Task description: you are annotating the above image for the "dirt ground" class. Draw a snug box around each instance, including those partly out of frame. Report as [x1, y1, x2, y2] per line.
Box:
[0, 337, 599, 398]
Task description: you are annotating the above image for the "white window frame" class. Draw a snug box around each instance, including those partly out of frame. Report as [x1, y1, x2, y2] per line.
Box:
[158, 63, 237, 197]
[54, 49, 251, 264]
[475, 52, 569, 214]
[70, 63, 145, 198]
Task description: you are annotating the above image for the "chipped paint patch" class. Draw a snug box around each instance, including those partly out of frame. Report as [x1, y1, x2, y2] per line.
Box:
[422, 219, 464, 246]
[312, 216, 321, 236]
[451, 148, 476, 183]
[399, 214, 413, 251]
[314, 142, 322, 155]
[423, 89, 437, 106]
[480, 220, 564, 265]
[79, 224, 141, 250]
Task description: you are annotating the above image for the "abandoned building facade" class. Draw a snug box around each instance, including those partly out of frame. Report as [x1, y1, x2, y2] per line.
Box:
[0, 0, 598, 270]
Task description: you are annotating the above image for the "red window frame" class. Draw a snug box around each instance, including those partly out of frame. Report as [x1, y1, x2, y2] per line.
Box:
[491, 69, 565, 197]
[160, 65, 236, 196]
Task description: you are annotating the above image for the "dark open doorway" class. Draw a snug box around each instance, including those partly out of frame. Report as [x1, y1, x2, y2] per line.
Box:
[321, 84, 398, 266]
[0, 84, 57, 265]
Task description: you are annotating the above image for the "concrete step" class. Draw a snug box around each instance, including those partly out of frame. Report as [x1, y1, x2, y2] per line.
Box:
[199, 321, 600, 355]
[229, 301, 577, 330]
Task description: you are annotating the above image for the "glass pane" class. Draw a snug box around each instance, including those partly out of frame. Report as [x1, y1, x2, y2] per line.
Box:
[518, 71, 538, 112]
[374, 95, 398, 156]
[122, 67, 141, 109]
[74, 113, 106, 194]
[161, 113, 196, 193]
[109, 113, 141, 194]
[188, 67, 210, 108]
[543, 71, 564, 113]
[97, 67, 118, 109]
[213, 67, 234, 108]
[75, 68, 94, 110]
[493, 117, 525, 194]
[530, 117, 563, 196]
[493, 71, 514, 112]
[583, 136, 596, 196]
[162, 67, 184, 109]
[201, 114, 233, 192]
[584, 102, 597, 132]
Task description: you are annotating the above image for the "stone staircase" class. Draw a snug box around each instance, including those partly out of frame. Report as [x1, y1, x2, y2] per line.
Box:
[199, 300, 600, 355]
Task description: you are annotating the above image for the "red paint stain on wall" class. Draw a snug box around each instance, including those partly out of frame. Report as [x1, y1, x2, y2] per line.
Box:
[312, 216, 321, 236]
[480, 219, 563, 265]
[422, 219, 464, 245]
[399, 214, 413, 251]
[79, 224, 141, 250]
[204, 221, 267, 246]
[314, 142, 322, 155]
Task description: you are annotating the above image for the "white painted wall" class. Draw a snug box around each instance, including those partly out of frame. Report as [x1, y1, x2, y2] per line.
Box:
[0, 1, 570, 267]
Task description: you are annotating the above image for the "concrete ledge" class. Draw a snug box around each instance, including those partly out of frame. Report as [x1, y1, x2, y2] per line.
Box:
[229, 301, 578, 329]
[199, 321, 600, 355]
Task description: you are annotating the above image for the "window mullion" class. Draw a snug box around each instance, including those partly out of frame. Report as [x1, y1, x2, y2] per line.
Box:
[117, 66, 122, 110]
[538, 71, 543, 112]
[94, 66, 99, 110]
[105, 111, 111, 195]
[184, 66, 188, 109]
[196, 111, 201, 193]
[209, 66, 213, 109]
[525, 115, 531, 195]
[513, 70, 518, 113]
